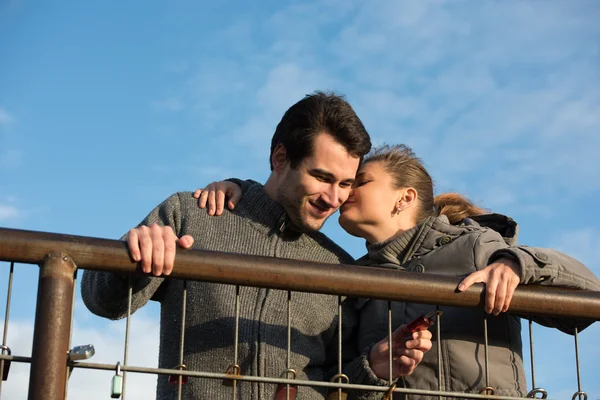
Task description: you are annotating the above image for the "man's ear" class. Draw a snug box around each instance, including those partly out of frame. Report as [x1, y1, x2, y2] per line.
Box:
[271, 143, 288, 173]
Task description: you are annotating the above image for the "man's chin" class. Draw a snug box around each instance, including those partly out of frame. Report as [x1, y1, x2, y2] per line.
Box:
[295, 214, 328, 232]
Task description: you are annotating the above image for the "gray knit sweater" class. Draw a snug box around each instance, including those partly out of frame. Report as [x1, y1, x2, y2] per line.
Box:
[80, 181, 355, 400]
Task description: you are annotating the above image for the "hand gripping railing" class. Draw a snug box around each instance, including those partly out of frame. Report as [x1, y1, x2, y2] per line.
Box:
[1, 227, 599, 400]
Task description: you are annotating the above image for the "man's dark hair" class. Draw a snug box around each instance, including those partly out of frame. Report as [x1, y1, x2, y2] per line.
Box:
[269, 91, 372, 170]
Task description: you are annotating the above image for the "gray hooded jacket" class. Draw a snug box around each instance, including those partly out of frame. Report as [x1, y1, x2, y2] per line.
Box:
[341, 214, 600, 399]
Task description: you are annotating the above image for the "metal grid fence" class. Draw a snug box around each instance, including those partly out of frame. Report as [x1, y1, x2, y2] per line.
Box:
[1, 227, 599, 400]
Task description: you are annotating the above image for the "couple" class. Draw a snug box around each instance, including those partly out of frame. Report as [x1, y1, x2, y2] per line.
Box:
[81, 92, 599, 399]
[196, 143, 600, 398]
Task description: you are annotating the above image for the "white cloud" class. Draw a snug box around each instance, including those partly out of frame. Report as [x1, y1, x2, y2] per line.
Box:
[0, 203, 20, 220]
[167, 0, 600, 214]
[2, 315, 159, 400]
[232, 62, 334, 155]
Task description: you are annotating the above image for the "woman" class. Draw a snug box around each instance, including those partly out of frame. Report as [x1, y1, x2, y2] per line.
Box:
[193, 144, 600, 398]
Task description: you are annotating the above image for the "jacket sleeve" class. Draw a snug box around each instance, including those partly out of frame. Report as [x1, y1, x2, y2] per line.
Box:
[327, 298, 393, 400]
[473, 228, 600, 333]
[80, 192, 184, 320]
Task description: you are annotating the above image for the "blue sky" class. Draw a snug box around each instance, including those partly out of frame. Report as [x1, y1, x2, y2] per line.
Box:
[1, 0, 599, 398]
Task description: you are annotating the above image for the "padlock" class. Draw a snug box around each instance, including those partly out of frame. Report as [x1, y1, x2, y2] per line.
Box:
[273, 369, 297, 400]
[68, 344, 96, 379]
[222, 364, 240, 387]
[1, 345, 11, 381]
[168, 364, 189, 385]
[68, 344, 95, 361]
[111, 362, 123, 399]
[325, 373, 349, 400]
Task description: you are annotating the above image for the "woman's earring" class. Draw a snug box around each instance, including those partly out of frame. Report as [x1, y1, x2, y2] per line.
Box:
[395, 206, 403, 215]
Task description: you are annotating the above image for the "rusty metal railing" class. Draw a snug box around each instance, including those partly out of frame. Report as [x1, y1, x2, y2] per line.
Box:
[0, 226, 599, 399]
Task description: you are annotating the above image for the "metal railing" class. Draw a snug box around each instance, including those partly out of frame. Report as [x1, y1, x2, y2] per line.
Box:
[0, 226, 599, 400]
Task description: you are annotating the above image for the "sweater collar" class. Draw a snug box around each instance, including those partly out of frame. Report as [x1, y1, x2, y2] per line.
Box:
[235, 181, 311, 240]
[366, 216, 437, 265]
[235, 182, 288, 231]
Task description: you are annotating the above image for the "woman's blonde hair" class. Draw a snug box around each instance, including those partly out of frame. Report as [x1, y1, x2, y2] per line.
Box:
[363, 144, 487, 223]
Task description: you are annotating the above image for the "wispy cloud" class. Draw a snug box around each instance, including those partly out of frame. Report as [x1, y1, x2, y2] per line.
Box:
[551, 228, 600, 276]
[0, 107, 14, 126]
[323, 1, 600, 202]
[165, 1, 599, 217]
[231, 62, 334, 159]
[0, 203, 20, 220]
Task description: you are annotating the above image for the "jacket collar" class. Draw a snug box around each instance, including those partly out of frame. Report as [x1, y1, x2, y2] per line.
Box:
[365, 216, 438, 265]
[362, 212, 520, 266]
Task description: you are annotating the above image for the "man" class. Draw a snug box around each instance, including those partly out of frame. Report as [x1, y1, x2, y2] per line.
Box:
[81, 92, 432, 400]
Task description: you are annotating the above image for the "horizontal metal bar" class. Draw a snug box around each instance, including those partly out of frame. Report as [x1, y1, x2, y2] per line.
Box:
[69, 361, 536, 399]
[0, 355, 544, 399]
[0, 354, 32, 363]
[0, 227, 599, 319]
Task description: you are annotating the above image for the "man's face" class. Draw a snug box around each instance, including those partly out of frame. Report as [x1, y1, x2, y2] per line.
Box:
[276, 133, 360, 232]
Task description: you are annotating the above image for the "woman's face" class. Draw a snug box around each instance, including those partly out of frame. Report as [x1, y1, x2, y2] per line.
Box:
[338, 160, 401, 239]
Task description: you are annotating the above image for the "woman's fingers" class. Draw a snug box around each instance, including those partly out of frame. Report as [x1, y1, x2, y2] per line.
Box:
[457, 270, 484, 292]
[227, 187, 242, 210]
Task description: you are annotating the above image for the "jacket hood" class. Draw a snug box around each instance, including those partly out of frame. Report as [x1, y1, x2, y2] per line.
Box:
[467, 213, 519, 246]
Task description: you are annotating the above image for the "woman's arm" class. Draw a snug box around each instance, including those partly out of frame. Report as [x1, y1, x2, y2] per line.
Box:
[193, 180, 243, 215]
[461, 228, 600, 333]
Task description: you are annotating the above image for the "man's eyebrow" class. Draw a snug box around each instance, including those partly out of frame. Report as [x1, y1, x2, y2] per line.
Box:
[309, 168, 355, 183]
[309, 168, 334, 178]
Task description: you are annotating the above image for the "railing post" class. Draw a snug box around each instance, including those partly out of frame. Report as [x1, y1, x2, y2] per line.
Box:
[28, 252, 77, 400]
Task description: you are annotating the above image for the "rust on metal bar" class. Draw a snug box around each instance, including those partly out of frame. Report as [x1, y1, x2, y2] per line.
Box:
[28, 251, 77, 400]
[1, 227, 599, 320]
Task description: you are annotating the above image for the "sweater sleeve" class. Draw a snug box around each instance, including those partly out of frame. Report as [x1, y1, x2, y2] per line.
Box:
[80, 192, 184, 320]
[473, 228, 600, 333]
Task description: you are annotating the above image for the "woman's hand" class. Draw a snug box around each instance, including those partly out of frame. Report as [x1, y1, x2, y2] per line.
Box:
[368, 324, 433, 380]
[193, 181, 243, 216]
[458, 257, 521, 315]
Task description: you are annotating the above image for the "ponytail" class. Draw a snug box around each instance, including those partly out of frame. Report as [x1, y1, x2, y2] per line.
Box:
[434, 193, 487, 224]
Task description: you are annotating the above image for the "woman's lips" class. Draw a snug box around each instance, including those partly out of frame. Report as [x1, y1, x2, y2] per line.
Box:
[340, 201, 355, 213]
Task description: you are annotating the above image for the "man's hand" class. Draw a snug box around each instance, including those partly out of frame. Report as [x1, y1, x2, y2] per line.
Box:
[458, 257, 521, 315]
[193, 181, 242, 216]
[368, 324, 433, 379]
[126, 224, 194, 276]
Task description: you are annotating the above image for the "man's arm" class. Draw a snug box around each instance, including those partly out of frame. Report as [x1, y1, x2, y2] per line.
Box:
[80, 192, 192, 320]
